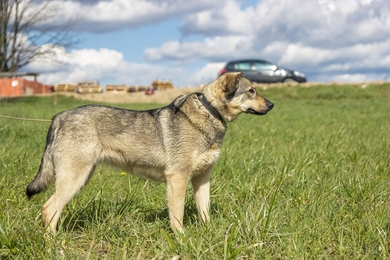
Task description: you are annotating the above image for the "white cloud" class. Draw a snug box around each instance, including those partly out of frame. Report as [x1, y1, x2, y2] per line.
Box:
[25, 46, 185, 86]
[188, 62, 226, 86]
[316, 73, 389, 83]
[27, 47, 125, 82]
[143, 36, 254, 62]
[180, 0, 256, 36]
[41, 0, 219, 33]
[278, 39, 390, 68]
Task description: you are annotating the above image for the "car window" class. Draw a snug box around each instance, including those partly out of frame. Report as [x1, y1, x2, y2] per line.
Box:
[234, 61, 251, 70]
[226, 63, 235, 70]
[254, 61, 275, 70]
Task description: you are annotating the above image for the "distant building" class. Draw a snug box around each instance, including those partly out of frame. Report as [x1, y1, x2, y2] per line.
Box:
[0, 72, 52, 97]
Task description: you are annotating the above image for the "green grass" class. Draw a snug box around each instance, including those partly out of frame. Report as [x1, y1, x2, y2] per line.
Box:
[1, 83, 389, 259]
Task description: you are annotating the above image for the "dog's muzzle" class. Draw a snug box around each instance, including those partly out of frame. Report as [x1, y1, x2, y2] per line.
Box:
[246, 100, 274, 115]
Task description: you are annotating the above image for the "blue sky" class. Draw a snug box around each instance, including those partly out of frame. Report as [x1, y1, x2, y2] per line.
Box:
[26, 0, 390, 87]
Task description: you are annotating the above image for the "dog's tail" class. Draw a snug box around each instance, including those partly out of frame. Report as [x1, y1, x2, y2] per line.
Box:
[26, 122, 56, 199]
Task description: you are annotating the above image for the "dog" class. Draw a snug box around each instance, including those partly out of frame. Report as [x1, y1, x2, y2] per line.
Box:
[26, 72, 274, 233]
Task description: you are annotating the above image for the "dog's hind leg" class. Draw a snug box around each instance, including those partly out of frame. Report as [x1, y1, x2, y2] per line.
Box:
[191, 169, 211, 223]
[42, 162, 96, 234]
[166, 172, 189, 232]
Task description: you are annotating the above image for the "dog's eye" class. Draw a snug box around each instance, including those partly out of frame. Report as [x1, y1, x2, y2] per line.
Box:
[248, 89, 256, 94]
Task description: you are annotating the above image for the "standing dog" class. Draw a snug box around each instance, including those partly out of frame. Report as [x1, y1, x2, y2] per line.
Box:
[26, 72, 273, 233]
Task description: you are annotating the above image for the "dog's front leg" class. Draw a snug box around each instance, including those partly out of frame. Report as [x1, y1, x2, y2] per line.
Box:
[166, 173, 188, 232]
[191, 169, 211, 223]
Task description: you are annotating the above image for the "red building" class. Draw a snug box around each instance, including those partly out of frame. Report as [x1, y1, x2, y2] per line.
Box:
[0, 72, 52, 97]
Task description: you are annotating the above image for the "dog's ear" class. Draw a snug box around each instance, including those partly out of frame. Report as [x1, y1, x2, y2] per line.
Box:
[222, 72, 243, 93]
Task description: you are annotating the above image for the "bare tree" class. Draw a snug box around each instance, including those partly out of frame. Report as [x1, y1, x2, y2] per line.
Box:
[0, 0, 75, 72]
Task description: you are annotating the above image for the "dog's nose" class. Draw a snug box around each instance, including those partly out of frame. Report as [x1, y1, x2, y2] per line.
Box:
[267, 100, 274, 110]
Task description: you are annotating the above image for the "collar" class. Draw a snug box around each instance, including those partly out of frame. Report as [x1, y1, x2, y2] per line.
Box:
[195, 93, 224, 122]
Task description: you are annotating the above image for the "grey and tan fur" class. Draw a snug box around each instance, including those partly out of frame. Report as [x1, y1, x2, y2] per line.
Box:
[26, 72, 274, 233]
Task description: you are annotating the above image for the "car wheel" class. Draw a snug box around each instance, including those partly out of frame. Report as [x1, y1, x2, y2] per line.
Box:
[282, 78, 297, 83]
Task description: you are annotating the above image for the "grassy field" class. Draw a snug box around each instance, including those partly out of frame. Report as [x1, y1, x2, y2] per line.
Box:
[0, 83, 389, 259]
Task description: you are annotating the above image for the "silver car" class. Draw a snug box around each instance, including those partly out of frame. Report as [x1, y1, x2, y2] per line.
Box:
[219, 59, 307, 83]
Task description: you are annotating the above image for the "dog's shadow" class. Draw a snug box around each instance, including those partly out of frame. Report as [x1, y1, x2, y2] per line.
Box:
[60, 198, 217, 233]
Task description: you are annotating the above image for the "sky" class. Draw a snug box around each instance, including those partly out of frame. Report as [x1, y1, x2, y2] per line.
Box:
[24, 0, 390, 88]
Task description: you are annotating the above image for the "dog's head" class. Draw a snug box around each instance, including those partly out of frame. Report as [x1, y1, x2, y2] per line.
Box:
[203, 72, 274, 122]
